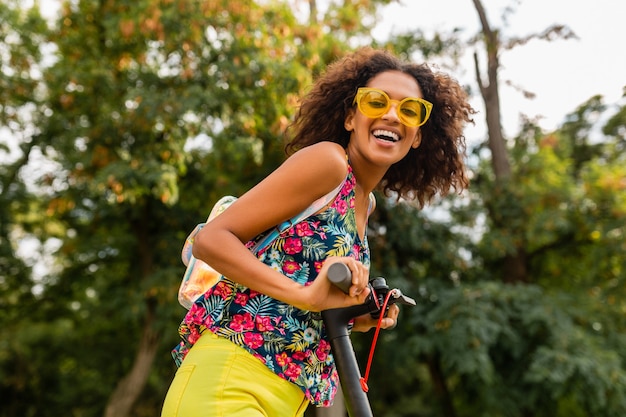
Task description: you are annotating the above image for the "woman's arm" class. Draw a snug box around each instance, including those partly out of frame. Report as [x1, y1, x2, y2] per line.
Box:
[192, 141, 370, 312]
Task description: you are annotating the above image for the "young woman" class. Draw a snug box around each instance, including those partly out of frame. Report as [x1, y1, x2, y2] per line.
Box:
[162, 47, 474, 417]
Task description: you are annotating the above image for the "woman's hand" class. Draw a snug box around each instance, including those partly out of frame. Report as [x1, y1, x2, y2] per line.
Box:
[351, 304, 400, 332]
[298, 256, 401, 331]
[297, 257, 371, 312]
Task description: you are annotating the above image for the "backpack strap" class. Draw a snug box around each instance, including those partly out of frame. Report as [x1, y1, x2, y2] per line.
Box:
[367, 192, 376, 216]
[250, 180, 345, 254]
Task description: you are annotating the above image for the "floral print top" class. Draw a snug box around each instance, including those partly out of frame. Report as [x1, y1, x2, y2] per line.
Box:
[171, 162, 370, 407]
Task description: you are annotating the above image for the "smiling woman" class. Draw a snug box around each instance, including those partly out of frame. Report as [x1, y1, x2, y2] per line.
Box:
[161, 47, 475, 417]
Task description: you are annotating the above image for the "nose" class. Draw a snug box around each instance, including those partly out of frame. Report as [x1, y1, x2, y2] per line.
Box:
[381, 102, 401, 123]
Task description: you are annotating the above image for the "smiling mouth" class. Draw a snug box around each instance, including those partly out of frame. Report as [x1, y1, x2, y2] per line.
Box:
[373, 129, 400, 142]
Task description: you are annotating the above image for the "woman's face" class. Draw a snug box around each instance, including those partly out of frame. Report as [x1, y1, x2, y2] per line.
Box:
[344, 70, 424, 169]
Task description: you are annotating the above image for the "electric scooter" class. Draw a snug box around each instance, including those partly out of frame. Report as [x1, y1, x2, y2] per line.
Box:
[321, 263, 416, 417]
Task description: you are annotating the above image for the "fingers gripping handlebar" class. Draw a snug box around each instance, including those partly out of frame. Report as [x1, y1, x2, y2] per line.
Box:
[327, 263, 416, 317]
[322, 263, 416, 417]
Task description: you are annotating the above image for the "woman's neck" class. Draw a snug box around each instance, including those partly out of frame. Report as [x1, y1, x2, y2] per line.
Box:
[346, 150, 387, 194]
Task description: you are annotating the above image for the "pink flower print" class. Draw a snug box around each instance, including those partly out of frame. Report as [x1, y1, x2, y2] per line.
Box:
[229, 312, 255, 332]
[234, 292, 249, 306]
[249, 290, 261, 298]
[341, 178, 355, 196]
[295, 222, 314, 237]
[187, 327, 202, 344]
[186, 304, 207, 325]
[319, 338, 330, 350]
[283, 237, 303, 255]
[282, 260, 301, 275]
[315, 347, 328, 362]
[334, 199, 348, 215]
[244, 332, 264, 349]
[314, 261, 324, 272]
[304, 389, 313, 402]
[348, 175, 356, 189]
[316, 339, 330, 361]
[275, 352, 292, 367]
[255, 315, 275, 332]
[213, 281, 232, 299]
[292, 350, 307, 361]
[177, 344, 190, 360]
[284, 362, 302, 380]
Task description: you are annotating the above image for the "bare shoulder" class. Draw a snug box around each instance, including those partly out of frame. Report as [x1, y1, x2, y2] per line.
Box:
[221, 141, 348, 242]
[282, 141, 348, 191]
[287, 141, 346, 163]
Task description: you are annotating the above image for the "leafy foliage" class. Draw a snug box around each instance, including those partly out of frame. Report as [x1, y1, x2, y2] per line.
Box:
[1, 1, 625, 417]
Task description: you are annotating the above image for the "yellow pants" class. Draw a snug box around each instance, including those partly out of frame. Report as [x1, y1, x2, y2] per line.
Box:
[161, 332, 309, 417]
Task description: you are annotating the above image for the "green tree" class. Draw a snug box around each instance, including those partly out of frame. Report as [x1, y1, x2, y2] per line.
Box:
[0, 1, 400, 416]
[16, 1, 321, 415]
[352, 1, 626, 415]
[0, 3, 54, 415]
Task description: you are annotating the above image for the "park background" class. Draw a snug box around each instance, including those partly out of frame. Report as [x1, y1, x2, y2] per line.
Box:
[1, 0, 625, 416]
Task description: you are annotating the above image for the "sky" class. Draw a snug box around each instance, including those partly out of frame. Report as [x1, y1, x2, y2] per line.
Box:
[373, 0, 626, 143]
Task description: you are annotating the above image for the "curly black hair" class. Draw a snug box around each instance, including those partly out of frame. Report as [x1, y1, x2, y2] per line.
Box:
[285, 47, 475, 207]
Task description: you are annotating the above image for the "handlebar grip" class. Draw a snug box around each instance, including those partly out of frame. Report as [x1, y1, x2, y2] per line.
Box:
[327, 262, 352, 294]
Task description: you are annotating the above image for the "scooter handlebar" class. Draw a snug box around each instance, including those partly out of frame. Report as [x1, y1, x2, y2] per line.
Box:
[322, 262, 416, 417]
[327, 262, 353, 294]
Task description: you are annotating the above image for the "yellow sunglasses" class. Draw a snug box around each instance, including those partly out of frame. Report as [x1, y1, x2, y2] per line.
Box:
[353, 87, 433, 127]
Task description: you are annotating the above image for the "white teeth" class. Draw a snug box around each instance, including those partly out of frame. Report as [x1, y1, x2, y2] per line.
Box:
[373, 129, 400, 142]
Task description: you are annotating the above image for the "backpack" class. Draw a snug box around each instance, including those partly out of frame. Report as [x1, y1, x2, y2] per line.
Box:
[178, 183, 344, 309]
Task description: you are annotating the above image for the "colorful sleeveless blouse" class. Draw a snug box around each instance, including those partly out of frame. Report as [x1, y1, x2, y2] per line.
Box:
[171, 162, 370, 406]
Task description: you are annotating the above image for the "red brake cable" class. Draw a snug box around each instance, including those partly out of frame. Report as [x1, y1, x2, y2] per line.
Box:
[359, 290, 395, 392]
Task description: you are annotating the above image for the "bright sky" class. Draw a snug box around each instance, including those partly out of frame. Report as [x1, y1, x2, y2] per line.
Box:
[374, 0, 626, 142]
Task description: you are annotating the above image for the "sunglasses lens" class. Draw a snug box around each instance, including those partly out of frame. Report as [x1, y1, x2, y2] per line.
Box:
[359, 90, 389, 118]
[398, 100, 427, 127]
